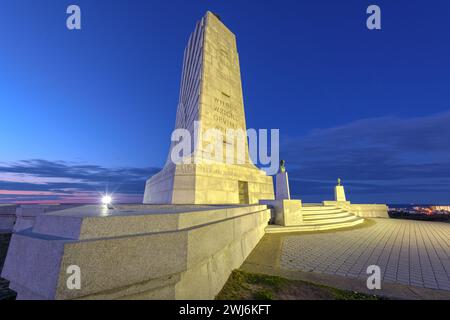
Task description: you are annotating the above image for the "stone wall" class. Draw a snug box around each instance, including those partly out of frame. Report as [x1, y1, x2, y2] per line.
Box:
[0, 205, 18, 232]
[2, 204, 270, 300]
[323, 201, 389, 218]
[347, 204, 389, 218]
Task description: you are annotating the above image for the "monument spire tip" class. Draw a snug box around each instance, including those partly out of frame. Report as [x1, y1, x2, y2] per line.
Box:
[210, 11, 222, 21]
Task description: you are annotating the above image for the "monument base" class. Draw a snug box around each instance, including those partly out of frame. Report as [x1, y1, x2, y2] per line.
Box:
[2, 204, 270, 300]
[143, 163, 274, 205]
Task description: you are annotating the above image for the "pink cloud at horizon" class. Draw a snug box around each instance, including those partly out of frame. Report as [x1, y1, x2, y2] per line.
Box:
[0, 189, 143, 204]
[0, 172, 87, 185]
[0, 190, 67, 196]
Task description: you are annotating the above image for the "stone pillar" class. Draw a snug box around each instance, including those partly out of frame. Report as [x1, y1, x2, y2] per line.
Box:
[334, 185, 346, 202]
[276, 172, 291, 200]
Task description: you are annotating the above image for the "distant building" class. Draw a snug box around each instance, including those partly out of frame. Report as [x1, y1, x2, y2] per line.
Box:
[430, 206, 450, 212]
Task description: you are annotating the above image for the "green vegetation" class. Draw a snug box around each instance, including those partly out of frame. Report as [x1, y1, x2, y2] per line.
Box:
[216, 270, 383, 300]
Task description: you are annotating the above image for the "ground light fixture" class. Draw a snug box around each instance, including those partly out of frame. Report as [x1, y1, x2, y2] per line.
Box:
[101, 195, 113, 208]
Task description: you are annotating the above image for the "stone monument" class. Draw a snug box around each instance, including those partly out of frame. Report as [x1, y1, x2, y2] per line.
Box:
[334, 178, 346, 202]
[143, 11, 274, 205]
[1, 12, 273, 300]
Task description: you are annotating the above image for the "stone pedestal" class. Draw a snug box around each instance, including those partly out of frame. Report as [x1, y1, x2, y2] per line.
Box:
[260, 198, 302, 226]
[261, 170, 301, 226]
[334, 185, 346, 202]
[2, 204, 270, 300]
[275, 172, 291, 200]
[273, 200, 302, 226]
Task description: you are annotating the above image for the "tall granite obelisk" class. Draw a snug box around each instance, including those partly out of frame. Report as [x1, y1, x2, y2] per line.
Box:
[143, 11, 274, 204]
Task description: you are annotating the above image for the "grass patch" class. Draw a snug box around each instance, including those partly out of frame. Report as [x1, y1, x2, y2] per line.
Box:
[216, 270, 383, 300]
[253, 289, 273, 300]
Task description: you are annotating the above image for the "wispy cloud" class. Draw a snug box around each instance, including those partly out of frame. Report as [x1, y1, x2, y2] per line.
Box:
[282, 111, 450, 204]
[0, 160, 159, 204]
[0, 172, 87, 185]
[1, 111, 449, 204]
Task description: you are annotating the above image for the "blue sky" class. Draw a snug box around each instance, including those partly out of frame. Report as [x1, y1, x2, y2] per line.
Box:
[0, 0, 449, 204]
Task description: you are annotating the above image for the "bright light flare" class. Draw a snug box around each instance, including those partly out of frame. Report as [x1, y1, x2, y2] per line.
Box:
[101, 195, 112, 205]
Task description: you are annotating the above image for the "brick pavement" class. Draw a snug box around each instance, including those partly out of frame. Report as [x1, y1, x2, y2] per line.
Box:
[280, 219, 450, 291]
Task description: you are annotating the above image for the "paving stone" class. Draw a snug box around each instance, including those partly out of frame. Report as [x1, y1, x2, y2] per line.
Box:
[280, 219, 450, 291]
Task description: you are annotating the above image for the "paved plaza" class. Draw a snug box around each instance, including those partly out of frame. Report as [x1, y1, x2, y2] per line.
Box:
[281, 219, 450, 291]
[241, 218, 450, 300]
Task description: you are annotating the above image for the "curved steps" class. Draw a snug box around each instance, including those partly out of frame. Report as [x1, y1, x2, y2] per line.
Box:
[266, 204, 364, 233]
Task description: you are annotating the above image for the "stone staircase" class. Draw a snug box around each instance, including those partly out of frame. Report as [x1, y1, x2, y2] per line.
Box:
[266, 204, 364, 233]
